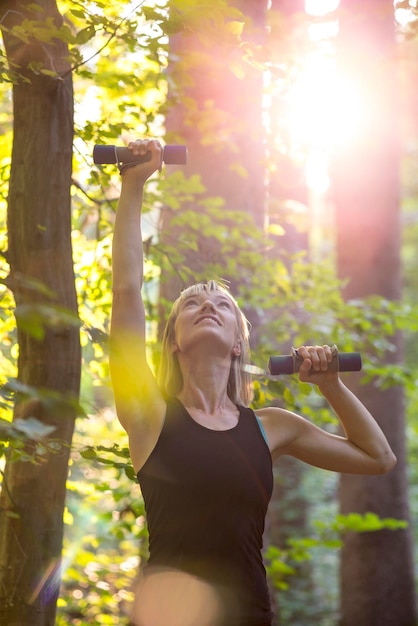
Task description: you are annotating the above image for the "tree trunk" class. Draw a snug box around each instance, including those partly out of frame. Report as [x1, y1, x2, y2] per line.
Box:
[334, 1, 417, 624]
[167, 0, 267, 224]
[0, 2, 80, 625]
[161, 0, 269, 304]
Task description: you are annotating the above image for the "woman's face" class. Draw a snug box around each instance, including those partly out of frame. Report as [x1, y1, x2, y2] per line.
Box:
[172, 291, 241, 358]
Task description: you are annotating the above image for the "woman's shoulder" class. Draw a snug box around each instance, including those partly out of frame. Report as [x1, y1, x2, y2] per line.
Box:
[255, 405, 291, 419]
[256, 405, 305, 430]
[253, 406, 305, 455]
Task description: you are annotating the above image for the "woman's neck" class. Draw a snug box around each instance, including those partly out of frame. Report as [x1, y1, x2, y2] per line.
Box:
[176, 357, 234, 415]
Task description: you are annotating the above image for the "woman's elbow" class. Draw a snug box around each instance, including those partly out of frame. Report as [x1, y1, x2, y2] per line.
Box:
[376, 450, 397, 474]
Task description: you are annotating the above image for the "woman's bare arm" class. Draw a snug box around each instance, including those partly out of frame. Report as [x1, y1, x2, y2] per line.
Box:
[259, 345, 396, 474]
[109, 139, 166, 472]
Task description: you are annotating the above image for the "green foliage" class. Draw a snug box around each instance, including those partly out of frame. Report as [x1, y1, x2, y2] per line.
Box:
[0, 415, 63, 466]
[57, 411, 147, 625]
[317, 512, 409, 534]
[80, 443, 136, 481]
[266, 512, 408, 592]
[0, 377, 85, 466]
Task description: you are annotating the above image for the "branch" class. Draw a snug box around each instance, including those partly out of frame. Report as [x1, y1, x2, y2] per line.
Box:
[61, 0, 147, 79]
[71, 177, 118, 206]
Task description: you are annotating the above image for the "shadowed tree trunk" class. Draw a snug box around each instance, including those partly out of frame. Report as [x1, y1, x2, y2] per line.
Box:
[0, 2, 81, 624]
[333, 1, 417, 624]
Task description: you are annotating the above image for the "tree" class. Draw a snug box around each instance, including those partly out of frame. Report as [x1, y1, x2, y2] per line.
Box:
[160, 0, 270, 343]
[162, 3, 268, 251]
[333, 1, 417, 624]
[0, 1, 81, 624]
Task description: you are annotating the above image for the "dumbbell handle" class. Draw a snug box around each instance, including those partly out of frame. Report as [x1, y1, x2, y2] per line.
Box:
[93, 144, 187, 165]
[268, 349, 362, 375]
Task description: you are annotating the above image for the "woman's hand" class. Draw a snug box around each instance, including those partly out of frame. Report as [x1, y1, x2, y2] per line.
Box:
[121, 138, 163, 183]
[296, 345, 339, 387]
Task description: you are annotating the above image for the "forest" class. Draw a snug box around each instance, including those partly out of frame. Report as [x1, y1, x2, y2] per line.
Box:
[0, 0, 418, 624]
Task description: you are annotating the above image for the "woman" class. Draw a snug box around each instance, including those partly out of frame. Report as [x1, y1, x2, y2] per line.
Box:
[109, 139, 396, 626]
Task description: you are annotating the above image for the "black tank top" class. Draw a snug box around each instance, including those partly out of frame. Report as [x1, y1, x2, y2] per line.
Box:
[137, 397, 274, 626]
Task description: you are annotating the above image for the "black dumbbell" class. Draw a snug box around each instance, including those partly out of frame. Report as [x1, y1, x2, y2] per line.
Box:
[268, 350, 362, 375]
[93, 144, 187, 166]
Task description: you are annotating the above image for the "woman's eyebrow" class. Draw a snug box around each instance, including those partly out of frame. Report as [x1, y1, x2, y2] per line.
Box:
[216, 296, 232, 305]
[181, 295, 200, 307]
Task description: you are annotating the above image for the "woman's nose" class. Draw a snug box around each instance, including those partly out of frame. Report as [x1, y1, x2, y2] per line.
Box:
[200, 300, 216, 312]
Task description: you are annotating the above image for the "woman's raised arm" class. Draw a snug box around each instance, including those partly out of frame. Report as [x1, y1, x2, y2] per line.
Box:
[109, 139, 166, 472]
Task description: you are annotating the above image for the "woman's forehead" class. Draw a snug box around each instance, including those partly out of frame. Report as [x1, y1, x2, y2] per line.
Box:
[180, 282, 233, 301]
[179, 283, 236, 304]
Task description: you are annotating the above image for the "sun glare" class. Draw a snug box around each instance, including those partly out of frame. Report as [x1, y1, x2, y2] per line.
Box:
[305, 149, 330, 194]
[279, 0, 412, 192]
[288, 57, 366, 150]
[284, 54, 367, 192]
[305, 0, 339, 17]
[275, 0, 373, 192]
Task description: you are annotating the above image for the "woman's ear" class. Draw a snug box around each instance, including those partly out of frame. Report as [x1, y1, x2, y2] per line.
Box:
[232, 341, 241, 357]
[171, 342, 179, 353]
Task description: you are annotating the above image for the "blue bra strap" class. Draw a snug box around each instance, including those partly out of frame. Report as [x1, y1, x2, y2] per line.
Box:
[255, 415, 269, 446]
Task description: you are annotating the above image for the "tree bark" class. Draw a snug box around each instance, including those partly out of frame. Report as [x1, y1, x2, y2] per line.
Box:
[334, 1, 417, 624]
[0, 2, 80, 624]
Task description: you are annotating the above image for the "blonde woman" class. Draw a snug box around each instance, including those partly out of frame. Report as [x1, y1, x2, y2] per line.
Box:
[110, 139, 396, 626]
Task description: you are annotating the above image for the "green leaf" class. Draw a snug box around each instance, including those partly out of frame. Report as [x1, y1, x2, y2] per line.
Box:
[334, 512, 408, 533]
[80, 447, 97, 460]
[70, 9, 87, 19]
[76, 25, 96, 45]
[124, 465, 136, 480]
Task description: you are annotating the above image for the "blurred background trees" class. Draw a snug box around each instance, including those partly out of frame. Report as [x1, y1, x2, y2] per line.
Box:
[1, 0, 418, 624]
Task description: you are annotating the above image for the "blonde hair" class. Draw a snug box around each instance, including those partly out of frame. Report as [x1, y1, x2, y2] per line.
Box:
[157, 281, 253, 406]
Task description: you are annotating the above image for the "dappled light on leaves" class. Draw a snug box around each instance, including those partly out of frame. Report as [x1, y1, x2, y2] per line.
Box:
[57, 409, 145, 624]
